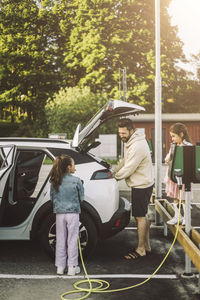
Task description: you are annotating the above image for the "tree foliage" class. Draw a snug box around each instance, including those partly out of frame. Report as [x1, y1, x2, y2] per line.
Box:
[58, 0, 188, 112]
[0, 0, 200, 138]
[45, 86, 108, 138]
[0, 0, 63, 130]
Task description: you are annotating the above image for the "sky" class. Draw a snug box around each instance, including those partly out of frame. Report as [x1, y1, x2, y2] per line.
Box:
[168, 0, 200, 73]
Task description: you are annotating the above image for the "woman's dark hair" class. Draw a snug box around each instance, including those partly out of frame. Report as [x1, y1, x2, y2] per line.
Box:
[170, 123, 192, 143]
[49, 155, 73, 192]
[118, 118, 134, 131]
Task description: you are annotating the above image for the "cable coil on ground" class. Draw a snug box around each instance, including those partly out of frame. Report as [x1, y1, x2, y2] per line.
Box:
[61, 191, 182, 300]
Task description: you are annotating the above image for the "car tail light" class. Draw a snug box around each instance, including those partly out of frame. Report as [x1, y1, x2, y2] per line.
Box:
[90, 169, 112, 180]
[114, 218, 121, 227]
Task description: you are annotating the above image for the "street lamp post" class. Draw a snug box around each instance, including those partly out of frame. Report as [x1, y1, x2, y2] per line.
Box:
[155, 0, 163, 222]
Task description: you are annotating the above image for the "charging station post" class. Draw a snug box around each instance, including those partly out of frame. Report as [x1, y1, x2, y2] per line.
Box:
[168, 144, 200, 277]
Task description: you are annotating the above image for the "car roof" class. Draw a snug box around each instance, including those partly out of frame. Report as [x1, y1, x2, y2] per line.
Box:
[0, 137, 71, 149]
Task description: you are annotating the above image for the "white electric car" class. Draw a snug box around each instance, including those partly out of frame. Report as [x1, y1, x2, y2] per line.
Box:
[0, 100, 145, 257]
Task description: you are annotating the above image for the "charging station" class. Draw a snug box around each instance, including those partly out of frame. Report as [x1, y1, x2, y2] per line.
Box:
[166, 144, 200, 276]
[168, 144, 200, 186]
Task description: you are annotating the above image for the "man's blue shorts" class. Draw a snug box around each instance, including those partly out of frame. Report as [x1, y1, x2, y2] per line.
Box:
[131, 185, 154, 217]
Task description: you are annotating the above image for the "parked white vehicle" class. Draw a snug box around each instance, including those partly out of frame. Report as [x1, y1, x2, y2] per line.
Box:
[0, 100, 145, 257]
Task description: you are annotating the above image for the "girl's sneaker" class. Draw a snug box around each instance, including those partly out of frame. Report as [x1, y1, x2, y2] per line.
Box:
[57, 267, 65, 275]
[67, 266, 80, 276]
[167, 216, 182, 225]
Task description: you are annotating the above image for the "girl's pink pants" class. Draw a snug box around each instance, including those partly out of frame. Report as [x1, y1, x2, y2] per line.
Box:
[55, 213, 79, 268]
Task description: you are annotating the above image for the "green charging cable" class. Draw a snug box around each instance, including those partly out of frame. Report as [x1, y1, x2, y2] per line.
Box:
[61, 191, 182, 300]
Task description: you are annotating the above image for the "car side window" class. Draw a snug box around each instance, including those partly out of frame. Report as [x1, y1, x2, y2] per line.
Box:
[48, 148, 94, 164]
[15, 150, 53, 200]
[31, 155, 53, 198]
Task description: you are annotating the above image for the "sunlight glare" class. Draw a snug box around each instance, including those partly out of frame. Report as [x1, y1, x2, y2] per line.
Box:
[168, 0, 200, 56]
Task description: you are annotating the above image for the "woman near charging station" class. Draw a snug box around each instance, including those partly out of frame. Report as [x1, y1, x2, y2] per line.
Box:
[49, 155, 84, 275]
[165, 123, 192, 225]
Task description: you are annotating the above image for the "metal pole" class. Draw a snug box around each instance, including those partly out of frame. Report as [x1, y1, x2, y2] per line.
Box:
[123, 67, 127, 102]
[155, 0, 162, 224]
[199, 272, 200, 294]
[119, 69, 121, 99]
[184, 189, 192, 275]
[120, 67, 127, 158]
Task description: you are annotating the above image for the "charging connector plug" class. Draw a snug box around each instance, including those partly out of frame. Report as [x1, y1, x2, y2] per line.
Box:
[174, 169, 183, 190]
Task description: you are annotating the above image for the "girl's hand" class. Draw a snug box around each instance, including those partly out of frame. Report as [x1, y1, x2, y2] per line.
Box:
[165, 157, 170, 164]
[165, 152, 170, 164]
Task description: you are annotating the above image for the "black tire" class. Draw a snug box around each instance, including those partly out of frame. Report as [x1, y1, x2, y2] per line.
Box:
[40, 211, 98, 259]
[79, 211, 98, 257]
[40, 213, 56, 259]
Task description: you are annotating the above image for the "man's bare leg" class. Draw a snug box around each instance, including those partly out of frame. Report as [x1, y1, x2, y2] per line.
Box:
[124, 216, 151, 259]
[135, 216, 150, 256]
[144, 217, 151, 252]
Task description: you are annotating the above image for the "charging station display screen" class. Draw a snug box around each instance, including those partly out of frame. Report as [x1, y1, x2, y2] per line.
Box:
[168, 144, 184, 183]
[195, 146, 200, 182]
[169, 145, 200, 185]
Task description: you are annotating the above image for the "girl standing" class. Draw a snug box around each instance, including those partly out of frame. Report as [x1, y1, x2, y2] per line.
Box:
[49, 155, 84, 275]
[165, 123, 192, 225]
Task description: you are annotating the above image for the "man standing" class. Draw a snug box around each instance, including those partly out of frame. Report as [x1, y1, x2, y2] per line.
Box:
[114, 118, 154, 259]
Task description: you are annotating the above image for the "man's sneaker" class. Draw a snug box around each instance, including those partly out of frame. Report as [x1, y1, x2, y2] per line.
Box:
[167, 216, 182, 225]
[57, 267, 65, 275]
[67, 266, 80, 276]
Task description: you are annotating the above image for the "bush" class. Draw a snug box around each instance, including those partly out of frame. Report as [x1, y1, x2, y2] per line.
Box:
[0, 122, 20, 137]
[45, 86, 108, 139]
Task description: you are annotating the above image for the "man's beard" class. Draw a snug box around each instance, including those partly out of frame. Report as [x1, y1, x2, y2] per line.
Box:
[121, 134, 131, 143]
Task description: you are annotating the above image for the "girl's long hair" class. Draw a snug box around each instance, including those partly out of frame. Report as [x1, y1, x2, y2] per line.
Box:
[170, 123, 192, 143]
[49, 155, 73, 192]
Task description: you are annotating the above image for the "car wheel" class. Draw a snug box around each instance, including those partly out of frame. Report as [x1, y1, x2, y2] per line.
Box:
[79, 211, 98, 257]
[40, 213, 56, 259]
[40, 212, 98, 259]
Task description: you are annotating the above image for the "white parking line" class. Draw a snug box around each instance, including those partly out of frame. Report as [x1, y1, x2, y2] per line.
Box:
[0, 274, 178, 280]
[125, 227, 137, 230]
[125, 226, 200, 230]
[125, 226, 164, 230]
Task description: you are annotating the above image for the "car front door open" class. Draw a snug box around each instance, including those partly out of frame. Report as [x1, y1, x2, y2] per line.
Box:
[0, 145, 16, 221]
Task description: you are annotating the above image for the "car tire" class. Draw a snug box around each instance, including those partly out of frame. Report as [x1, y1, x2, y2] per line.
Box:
[79, 211, 98, 257]
[40, 211, 98, 259]
[40, 213, 56, 259]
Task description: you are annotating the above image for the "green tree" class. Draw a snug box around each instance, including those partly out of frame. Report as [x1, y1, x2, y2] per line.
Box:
[45, 86, 108, 138]
[1, 0, 199, 140]
[0, 0, 64, 135]
[58, 0, 187, 112]
[166, 78, 200, 113]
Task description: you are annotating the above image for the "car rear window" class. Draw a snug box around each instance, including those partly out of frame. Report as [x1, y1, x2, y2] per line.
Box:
[48, 148, 94, 165]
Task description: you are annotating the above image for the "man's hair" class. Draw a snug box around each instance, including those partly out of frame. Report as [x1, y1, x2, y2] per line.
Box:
[118, 118, 134, 131]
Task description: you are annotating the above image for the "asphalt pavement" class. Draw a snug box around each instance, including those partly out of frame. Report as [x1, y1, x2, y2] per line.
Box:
[0, 164, 200, 300]
[0, 218, 200, 300]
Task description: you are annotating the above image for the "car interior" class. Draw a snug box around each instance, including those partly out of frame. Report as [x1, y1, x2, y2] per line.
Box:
[0, 150, 52, 226]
